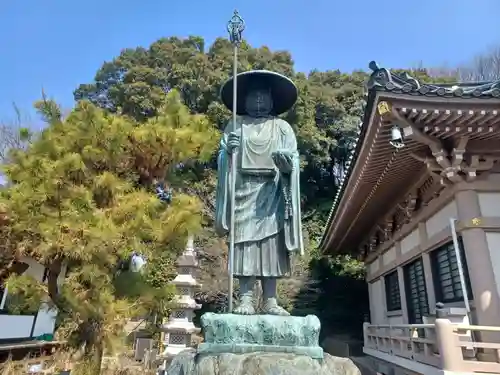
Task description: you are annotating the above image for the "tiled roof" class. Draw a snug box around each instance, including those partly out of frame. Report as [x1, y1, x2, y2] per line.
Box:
[367, 61, 500, 98]
[319, 61, 500, 251]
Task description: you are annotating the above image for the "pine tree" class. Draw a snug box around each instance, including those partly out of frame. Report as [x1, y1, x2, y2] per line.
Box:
[0, 90, 219, 373]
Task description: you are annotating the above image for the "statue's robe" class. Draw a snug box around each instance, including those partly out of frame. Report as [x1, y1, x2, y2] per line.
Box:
[215, 116, 304, 278]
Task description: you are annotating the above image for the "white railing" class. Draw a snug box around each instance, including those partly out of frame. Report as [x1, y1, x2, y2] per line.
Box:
[364, 319, 500, 374]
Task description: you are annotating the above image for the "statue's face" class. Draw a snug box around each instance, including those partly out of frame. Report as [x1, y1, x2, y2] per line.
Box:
[244, 89, 273, 117]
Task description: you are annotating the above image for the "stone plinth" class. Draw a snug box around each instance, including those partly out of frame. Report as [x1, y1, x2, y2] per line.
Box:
[197, 313, 323, 359]
[167, 350, 361, 375]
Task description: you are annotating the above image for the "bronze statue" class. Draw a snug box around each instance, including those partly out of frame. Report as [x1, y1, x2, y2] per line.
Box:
[215, 70, 304, 315]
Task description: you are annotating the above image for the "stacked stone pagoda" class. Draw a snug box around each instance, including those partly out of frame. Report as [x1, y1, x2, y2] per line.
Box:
[161, 236, 202, 357]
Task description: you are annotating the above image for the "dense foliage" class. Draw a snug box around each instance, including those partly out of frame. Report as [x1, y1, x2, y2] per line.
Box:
[0, 91, 218, 373]
[74, 36, 369, 246]
[72, 36, 460, 338]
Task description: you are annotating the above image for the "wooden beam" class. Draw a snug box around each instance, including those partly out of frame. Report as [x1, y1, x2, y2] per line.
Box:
[466, 139, 500, 154]
[391, 107, 443, 152]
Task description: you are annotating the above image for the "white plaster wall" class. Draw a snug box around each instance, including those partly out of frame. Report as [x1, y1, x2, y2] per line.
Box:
[32, 304, 58, 337]
[369, 279, 386, 324]
[486, 173, 500, 182]
[388, 315, 403, 325]
[369, 259, 379, 274]
[425, 200, 457, 238]
[401, 229, 419, 254]
[368, 281, 376, 323]
[382, 246, 396, 266]
[33, 263, 67, 337]
[2, 256, 66, 339]
[19, 256, 56, 337]
[485, 232, 500, 302]
[0, 315, 35, 339]
[478, 192, 500, 217]
[20, 256, 45, 282]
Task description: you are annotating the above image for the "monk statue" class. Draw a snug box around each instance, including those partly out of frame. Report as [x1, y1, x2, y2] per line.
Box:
[215, 70, 304, 316]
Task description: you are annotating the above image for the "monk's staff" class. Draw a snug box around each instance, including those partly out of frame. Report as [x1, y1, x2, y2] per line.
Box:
[226, 10, 245, 313]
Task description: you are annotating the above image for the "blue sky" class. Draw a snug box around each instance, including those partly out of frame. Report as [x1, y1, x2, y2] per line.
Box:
[1, 0, 499, 128]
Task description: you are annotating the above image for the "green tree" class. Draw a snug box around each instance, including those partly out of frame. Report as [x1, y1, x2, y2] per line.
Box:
[73, 36, 456, 334]
[73, 37, 366, 244]
[0, 91, 218, 373]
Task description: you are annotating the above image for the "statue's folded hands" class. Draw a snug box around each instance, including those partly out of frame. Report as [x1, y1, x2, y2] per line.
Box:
[272, 150, 294, 173]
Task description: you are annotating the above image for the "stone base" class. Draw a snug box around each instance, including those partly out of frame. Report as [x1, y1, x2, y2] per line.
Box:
[198, 313, 323, 359]
[167, 350, 361, 375]
[198, 343, 323, 359]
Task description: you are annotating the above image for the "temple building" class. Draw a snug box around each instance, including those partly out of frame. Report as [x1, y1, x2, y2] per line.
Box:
[160, 236, 201, 358]
[320, 62, 500, 375]
[0, 256, 66, 356]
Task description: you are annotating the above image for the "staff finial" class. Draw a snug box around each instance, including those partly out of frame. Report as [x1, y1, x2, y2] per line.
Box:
[227, 9, 245, 46]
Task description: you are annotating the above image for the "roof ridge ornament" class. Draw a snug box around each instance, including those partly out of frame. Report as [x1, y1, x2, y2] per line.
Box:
[368, 61, 424, 91]
[367, 61, 394, 89]
[368, 61, 380, 72]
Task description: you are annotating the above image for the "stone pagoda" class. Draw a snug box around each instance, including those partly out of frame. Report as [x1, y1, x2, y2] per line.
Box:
[161, 236, 202, 357]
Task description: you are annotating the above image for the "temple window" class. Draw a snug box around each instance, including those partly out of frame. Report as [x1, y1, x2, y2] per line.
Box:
[430, 240, 473, 304]
[384, 270, 401, 312]
[404, 257, 429, 324]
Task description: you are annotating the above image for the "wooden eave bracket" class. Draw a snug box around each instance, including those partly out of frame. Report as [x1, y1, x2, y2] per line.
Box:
[463, 155, 500, 181]
[452, 136, 469, 167]
[391, 107, 442, 150]
[397, 108, 470, 185]
[392, 107, 464, 184]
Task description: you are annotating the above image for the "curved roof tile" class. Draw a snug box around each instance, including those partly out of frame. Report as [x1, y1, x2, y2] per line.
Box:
[367, 60, 500, 99]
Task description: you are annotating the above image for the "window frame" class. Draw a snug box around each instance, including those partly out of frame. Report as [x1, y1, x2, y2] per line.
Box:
[431, 239, 473, 304]
[0, 284, 6, 311]
[404, 257, 429, 324]
[384, 270, 402, 312]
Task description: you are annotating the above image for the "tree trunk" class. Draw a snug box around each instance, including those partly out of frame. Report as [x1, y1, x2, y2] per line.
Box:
[47, 257, 63, 301]
[83, 338, 104, 375]
[79, 320, 104, 375]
